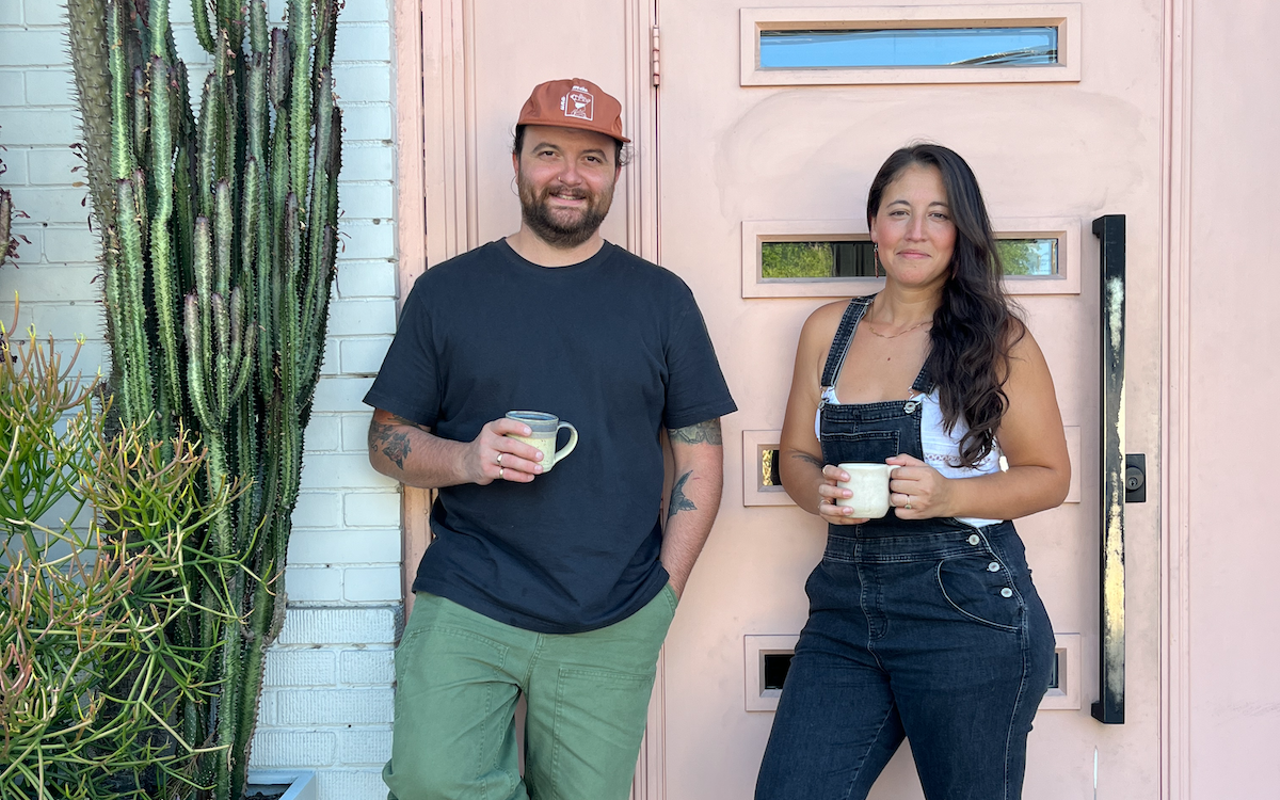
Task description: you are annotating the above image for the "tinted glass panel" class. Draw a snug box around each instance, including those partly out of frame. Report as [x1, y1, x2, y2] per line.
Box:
[760, 27, 1058, 69]
[761, 241, 877, 279]
[761, 238, 1058, 279]
[996, 238, 1057, 276]
[763, 653, 794, 691]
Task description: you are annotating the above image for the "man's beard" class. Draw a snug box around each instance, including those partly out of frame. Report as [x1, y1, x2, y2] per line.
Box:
[517, 175, 614, 249]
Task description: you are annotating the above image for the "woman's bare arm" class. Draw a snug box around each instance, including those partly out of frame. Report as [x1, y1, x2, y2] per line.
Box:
[777, 302, 869, 524]
[889, 330, 1070, 521]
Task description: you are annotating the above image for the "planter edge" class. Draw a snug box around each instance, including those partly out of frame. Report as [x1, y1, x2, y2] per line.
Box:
[246, 769, 318, 800]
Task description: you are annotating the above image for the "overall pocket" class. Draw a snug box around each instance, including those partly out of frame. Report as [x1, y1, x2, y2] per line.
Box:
[935, 553, 1024, 632]
[820, 430, 900, 466]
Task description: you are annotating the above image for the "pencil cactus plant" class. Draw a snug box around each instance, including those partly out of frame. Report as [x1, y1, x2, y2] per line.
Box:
[1, 307, 239, 800]
[63, 0, 344, 797]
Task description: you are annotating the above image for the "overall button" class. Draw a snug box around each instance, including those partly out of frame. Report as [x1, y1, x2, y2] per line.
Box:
[967, 534, 981, 546]
[987, 562, 1001, 572]
[1000, 588, 1014, 598]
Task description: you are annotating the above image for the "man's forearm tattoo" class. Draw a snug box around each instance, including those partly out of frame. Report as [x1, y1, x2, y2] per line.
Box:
[791, 452, 823, 469]
[368, 414, 421, 470]
[669, 418, 723, 445]
[667, 470, 698, 522]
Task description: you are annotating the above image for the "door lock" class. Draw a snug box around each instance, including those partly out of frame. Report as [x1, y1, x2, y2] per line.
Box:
[1125, 454, 1146, 503]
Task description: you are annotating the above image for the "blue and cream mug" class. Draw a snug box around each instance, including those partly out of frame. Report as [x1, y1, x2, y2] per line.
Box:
[505, 411, 579, 472]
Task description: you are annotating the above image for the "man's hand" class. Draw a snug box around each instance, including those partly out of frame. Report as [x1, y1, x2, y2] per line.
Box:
[465, 417, 545, 485]
[367, 409, 544, 488]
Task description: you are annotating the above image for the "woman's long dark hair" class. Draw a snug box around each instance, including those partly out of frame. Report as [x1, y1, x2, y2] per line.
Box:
[866, 143, 1025, 468]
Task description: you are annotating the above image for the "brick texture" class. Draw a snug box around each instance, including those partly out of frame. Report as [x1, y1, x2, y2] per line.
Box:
[317, 769, 390, 800]
[250, 730, 339, 768]
[277, 607, 403, 646]
[336, 260, 398, 299]
[339, 336, 394, 376]
[263, 650, 339, 688]
[340, 649, 396, 686]
[277, 688, 395, 726]
[344, 492, 402, 528]
[339, 728, 394, 766]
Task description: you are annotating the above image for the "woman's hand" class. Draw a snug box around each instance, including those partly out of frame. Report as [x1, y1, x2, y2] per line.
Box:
[816, 464, 872, 526]
[886, 454, 952, 519]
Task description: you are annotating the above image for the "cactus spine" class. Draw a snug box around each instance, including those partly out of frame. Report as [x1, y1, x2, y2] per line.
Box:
[65, 1, 343, 797]
[0, 187, 11, 269]
[65, 0, 114, 237]
[0, 146, 17, 269]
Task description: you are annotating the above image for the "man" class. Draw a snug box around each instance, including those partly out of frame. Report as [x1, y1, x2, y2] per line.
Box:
[364, 78, 736, 800]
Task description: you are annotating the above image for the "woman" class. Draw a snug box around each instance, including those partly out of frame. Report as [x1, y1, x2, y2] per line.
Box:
[754, 144, 1070, 800]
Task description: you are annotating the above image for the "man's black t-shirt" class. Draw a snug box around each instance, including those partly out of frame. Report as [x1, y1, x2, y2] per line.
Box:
[364, 239, 736, 633]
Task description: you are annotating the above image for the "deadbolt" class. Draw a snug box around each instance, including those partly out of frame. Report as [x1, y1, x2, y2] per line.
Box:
[1125, 454, 1146, 503]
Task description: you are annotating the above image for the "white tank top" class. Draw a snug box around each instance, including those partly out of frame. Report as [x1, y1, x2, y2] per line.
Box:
[818, 386, 1004, 527]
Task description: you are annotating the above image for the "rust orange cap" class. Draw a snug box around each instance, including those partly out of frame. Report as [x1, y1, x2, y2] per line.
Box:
[517, 78, 630, 143]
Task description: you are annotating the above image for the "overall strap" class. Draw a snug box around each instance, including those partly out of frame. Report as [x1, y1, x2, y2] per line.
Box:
[819, 296, 874, 391]
[910, 357, 935, 395]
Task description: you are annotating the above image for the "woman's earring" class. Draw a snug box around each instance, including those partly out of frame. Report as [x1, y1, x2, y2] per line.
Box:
[873, 244, 882, 278]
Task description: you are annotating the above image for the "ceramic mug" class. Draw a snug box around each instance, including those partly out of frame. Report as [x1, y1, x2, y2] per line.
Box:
[505, 411, 578, 472]
[835, 462, 902, 518]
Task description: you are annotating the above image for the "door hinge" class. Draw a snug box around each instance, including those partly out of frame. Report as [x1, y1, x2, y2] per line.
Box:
[651, 26, 661, 86]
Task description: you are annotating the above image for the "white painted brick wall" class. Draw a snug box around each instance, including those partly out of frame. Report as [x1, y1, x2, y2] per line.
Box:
[336, 259, 398, 298]
[0, 2, 402, 798]
[341, 649, 397, 686]
[256, 607, 400, 784]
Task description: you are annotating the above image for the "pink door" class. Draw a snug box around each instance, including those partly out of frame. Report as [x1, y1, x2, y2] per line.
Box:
[653, 1, 1163, 798]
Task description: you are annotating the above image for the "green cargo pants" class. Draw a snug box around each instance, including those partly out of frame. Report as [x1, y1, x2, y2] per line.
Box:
[383, 586, 678, 800]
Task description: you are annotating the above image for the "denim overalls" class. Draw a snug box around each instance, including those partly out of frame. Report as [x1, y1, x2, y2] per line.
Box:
[755, 297, 1056, 800]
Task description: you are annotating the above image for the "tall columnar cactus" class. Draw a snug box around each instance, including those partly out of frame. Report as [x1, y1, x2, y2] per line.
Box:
[65, 0, 114, 238]
[64, 1, 343, 798]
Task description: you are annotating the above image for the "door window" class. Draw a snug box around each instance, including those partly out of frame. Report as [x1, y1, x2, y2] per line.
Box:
[761, 237, 1060, 279]
[760, 27, 1058, 69]
[741, 3, 1082, 85]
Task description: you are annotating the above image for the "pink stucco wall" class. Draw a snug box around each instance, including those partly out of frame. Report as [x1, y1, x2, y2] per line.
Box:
[1185, 0, 1280, 793]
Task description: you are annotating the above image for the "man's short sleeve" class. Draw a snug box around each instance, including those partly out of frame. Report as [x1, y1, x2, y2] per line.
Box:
[362, 279, 441, 427]
[662, 281, 737, 431]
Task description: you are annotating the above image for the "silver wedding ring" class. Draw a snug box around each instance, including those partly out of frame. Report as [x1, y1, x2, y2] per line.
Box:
[498, 467, 504, 480]
[904, 497, 912, 510]
[496, 453, 504, 465]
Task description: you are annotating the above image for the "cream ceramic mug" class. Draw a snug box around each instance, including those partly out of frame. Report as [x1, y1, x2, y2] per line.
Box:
[835, 463, 902, 518]
[505, 411, 578, 472]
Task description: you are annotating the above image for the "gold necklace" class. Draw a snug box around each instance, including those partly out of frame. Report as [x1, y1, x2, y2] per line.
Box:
[864, 296, 933, 339]
[864, 317, 931, 339]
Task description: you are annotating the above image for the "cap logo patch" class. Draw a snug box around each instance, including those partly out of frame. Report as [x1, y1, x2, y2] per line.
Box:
[561, 87, 595, 121]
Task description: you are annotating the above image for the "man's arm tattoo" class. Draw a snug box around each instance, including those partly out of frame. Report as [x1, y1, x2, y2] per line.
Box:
[668, 418, 723, 445]
[368, 414, 424, 470]
[791, 452, 823, 469]
[667, 470, 698, 522]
